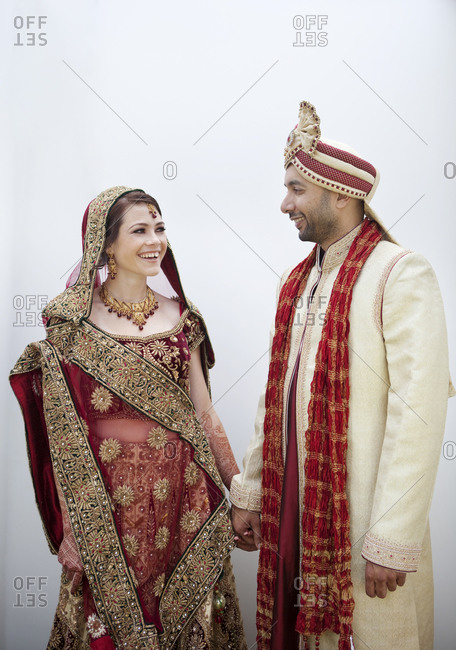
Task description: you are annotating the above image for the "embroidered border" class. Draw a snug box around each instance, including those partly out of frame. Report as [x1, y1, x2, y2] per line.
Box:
[361, 532, 421, 572]
[106, 309, 190, 342]
[41, 342, 159, 649]
[159, 508, 235, 646]
[10, 343, 42, 375]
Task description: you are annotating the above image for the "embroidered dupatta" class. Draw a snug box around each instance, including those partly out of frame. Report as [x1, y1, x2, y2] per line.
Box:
[9, 187, 241, 649]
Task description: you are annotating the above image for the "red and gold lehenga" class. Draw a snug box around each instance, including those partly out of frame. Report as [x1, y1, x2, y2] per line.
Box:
[10, 187, 246, 650]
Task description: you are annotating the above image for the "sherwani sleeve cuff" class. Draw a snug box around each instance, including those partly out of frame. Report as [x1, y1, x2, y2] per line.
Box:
[361, 532, 420, 572]
[230, 473, 262, 512]
[229, 382, 266, 513]
[229, 386, 265, 513]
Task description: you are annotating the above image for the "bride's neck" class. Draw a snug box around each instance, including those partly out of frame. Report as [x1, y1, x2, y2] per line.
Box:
[103, 276, 148, 303]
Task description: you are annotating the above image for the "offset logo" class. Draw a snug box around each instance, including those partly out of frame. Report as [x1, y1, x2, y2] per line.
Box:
[13, 577, 48, 608]
[13, 295, 48, 327]
[13, 16, 47, 46]
[293, 15, 328, 47]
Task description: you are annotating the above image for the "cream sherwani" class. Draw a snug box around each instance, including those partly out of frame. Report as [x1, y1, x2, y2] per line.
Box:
[231, 224, 453, 649]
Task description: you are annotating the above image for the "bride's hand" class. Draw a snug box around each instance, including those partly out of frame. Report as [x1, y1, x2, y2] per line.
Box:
[58, 533, 84, 594]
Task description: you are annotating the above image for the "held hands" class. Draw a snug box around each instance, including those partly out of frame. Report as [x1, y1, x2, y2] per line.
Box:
[230, 505, 261, 552]
[365, 560, 407, 598]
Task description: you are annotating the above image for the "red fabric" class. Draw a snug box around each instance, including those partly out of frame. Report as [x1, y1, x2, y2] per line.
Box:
[295, 150, 373, 194]
[317, 141, 377, 177]
[90, 637, 116, 649]
[270, 356, 301, 649]
[10, 371, 63, 552]
[257, 220, 383, 649]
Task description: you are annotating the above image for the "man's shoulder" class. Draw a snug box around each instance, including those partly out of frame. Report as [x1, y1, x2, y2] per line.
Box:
[369, 239, 409, 263]
[366, 240, 434, 277]
[357, 242, 440, 312]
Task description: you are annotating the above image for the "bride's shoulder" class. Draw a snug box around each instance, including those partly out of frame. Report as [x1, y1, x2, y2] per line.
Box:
[155, 292, 185, 317]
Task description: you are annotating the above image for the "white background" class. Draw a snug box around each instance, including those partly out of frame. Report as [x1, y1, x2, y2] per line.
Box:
[1, 1, 455, 648]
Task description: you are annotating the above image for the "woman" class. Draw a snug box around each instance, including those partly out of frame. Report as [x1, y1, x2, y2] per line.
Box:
[10, 186, 247, 649]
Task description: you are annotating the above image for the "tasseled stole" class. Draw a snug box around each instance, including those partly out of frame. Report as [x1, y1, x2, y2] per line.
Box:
[257, 219, 383, 649]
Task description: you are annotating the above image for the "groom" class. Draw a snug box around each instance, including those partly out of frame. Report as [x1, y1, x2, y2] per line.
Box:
[230, 100, 452, 649]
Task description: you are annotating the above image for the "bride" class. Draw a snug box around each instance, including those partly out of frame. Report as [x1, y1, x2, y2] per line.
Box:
[10, 186, 246, 649]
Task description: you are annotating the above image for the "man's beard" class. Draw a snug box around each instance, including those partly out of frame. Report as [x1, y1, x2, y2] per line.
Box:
[296, 193, 338, 247]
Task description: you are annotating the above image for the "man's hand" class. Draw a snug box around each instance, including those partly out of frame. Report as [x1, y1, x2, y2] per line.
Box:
[365, 560, 406, 598]
[231, 505, 261, 551]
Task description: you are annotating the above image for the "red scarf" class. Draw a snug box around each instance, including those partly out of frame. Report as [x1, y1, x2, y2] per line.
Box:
[257, 220, 382, 649]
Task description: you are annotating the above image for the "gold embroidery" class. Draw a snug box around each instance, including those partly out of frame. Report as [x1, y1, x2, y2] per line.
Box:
[101, 582, 123, 614]
[122, 534, 139, 557]
[73, 482, 97, 510]
[153, 478, 170, 501]
[184, 312, 205, 352]
[86, 530, 109, 559]
[154, 526, 170, 550]
[99, 438, 122, 464]
[108, 308, 189, 342]
[147, 426, 168, 450]
[36, 336, 236, 648]
[90, 386, 113, 413]
[107, 312, 205, 391]
[129, 566, 139, 587]
[113, 485, 135, 506]
[184, 462, 199, 486]
[125, 340, 182, 384]
[9, 342, 45, 375]
[187, 633, 206, 650]
[153, 572, 166, 597]
[149, 340, 170, 356]
[180, 509, 201, 534]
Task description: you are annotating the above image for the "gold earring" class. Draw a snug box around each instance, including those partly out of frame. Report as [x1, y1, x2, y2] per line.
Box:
[107, 252, 117, 280]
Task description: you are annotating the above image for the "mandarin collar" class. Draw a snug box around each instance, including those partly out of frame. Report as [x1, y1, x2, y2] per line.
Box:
[317, 222, 364, 273]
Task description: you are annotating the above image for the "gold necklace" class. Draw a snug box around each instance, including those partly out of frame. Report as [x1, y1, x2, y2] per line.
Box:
[99, 283, 159, 330]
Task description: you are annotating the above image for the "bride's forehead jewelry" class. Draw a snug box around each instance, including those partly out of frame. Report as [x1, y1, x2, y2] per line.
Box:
[146, 203, 159, 219]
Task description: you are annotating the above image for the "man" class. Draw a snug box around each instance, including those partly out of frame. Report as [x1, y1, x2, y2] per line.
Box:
[230, 101, 453, 649]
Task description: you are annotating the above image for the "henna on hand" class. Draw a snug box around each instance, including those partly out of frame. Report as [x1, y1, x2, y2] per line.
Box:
[199, 409, 240, 490]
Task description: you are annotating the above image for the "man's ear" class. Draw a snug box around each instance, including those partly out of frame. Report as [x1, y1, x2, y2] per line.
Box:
[335, 193, 351, 209]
